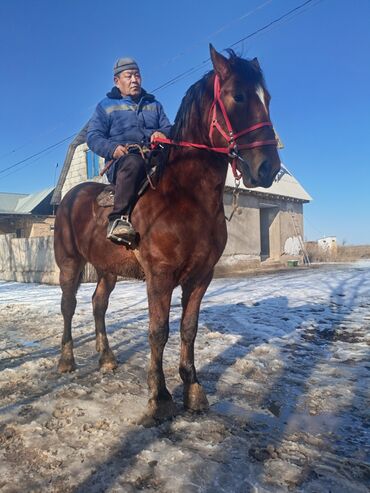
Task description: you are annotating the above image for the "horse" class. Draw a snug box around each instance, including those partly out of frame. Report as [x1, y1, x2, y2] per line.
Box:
[54, 45, 281, 420]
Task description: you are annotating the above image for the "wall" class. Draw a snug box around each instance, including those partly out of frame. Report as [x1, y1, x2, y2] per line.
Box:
[279, 202, 304, 257]
[0, 216, 32, 236]
[218, 191, 305, 272]
[0, 215, 55, 238]
[61, 144, 105, 200]
[217, 191, 261, 273]
[61, 144, 88, 198]
[0, 234, 59, 284]
[29, 216, 55, 237]
[318, 237, 337, 253]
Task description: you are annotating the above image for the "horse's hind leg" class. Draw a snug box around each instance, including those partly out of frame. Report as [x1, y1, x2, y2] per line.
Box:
[92, 271, 118, 371]
[57, 259, 85, 373]
[180, 273, 213, 411]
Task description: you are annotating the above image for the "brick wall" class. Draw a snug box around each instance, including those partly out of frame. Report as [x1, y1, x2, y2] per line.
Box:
[62, 143, 89, 197]
[61, 143, 106, 200]
[0, 215, 55, 238]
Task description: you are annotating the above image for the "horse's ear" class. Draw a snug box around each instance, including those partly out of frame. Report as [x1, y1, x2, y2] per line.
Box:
[209, 44, 230, 80]
[252, 57, 260, 69]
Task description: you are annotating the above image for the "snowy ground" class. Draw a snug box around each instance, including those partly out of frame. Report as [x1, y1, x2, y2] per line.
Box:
[0, 262, 369, 493]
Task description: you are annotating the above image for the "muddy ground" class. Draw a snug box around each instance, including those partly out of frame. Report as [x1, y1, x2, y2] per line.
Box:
[0, 262, 369, 492]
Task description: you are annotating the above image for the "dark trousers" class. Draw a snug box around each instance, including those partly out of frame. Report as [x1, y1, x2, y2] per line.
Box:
[108, 153, 146, 221]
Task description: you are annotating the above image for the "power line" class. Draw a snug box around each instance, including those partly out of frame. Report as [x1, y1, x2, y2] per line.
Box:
[0, 0, 274, 164]
[150, 60, 210, 93]
[0, 0, 323, 180]
[242, 0, 323, 42]
[159, 0, 274, 68]
[0, 133, 77, 176]
[0, 142, 68, 180]
[229, 0, 319, 48]
[0, 123, 66, 161]
[151, 0, 321, 93]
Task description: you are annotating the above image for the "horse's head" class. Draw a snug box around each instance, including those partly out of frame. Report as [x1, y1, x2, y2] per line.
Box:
[209, 45, 281, 188]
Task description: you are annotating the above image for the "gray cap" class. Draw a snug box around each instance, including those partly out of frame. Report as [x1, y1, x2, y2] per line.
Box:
[113, 57, 139, 76]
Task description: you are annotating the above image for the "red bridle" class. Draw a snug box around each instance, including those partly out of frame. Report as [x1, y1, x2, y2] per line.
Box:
[152, 74, 278, 179]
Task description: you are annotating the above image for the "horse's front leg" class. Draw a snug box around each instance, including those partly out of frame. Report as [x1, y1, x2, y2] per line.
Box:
[145, 275, 177, 420]
[180, 273, 213, 411]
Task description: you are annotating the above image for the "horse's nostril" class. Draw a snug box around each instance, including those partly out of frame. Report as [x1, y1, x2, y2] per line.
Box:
[258, 160, 270, 180]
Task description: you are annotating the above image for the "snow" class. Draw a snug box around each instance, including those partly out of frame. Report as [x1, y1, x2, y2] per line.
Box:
[0, 262, 369, 492]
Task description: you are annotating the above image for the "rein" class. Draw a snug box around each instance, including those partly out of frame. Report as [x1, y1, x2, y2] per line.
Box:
[99, 143, 150, 177]
[152, 74, 278, 179]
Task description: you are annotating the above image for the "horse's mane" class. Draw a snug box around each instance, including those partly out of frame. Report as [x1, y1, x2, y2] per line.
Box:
[171, 50, 265, 142]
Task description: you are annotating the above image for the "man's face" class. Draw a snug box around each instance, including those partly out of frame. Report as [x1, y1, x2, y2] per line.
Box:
[114, 69, 142, 97]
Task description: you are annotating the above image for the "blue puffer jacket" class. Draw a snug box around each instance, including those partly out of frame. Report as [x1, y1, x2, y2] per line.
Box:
[87, 87, 172, 160]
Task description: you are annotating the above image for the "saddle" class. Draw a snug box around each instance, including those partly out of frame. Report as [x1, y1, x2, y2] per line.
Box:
[96, 148, 165, 209]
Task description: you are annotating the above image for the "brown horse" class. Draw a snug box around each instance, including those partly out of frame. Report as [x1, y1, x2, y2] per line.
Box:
[54, 45, 281, 420]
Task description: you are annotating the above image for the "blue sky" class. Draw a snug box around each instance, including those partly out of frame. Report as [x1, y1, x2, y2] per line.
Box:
[0, 0, 369, 244]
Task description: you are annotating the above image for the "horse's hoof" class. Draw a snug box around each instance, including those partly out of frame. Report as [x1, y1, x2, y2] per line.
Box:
[57, 357, 76, 373]
[136, 414, 157, 428]
[147, 397, 178, 421]
[99, 350, 118, 371]
[184, 383, 209, 411]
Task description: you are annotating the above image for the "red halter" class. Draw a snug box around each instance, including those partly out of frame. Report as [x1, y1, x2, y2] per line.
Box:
[152, 74, 278, 179]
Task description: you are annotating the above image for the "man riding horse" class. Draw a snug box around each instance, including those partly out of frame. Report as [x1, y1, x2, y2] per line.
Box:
[87, 58, 172, 243]
[55, 46, 281, 419]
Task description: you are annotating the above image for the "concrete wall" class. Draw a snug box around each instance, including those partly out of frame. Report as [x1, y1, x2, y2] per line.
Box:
[0, 234, 59, 284]
[218, 190, 305, 272]
[219, 192, 261, 272]
[279, 202, 304, 256]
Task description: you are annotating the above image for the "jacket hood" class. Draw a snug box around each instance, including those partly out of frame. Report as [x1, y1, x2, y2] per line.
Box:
[106, 86, 155, 102]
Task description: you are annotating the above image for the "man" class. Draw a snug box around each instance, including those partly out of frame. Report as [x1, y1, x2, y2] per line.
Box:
[87, 57, 172, 243]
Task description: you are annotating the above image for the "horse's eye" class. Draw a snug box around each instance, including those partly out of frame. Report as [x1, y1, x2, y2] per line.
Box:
[234, 94, 245, 103]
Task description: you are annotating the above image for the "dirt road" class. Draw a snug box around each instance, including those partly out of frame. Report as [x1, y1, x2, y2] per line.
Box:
[0, 262, 369, 492]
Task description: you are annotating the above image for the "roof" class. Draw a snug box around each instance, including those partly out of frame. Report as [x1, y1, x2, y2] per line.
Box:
[225, 163, 312, 202]
[0, 192, 28, 213]
[0, 187, 54, 214]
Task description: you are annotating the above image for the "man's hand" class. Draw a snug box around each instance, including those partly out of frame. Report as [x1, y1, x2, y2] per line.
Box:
[150, 131, 167, 143]
[113, 145, 128, 159]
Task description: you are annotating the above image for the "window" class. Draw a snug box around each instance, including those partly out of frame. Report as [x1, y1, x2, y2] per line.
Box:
[86, 150, 100, 179]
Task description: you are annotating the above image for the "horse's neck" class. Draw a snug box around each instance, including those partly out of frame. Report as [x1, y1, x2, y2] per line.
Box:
[164, 84, 228, 205]
[165, 150, 228, 206]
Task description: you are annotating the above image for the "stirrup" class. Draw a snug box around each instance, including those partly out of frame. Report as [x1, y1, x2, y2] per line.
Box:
[107, 216, 136, 247]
